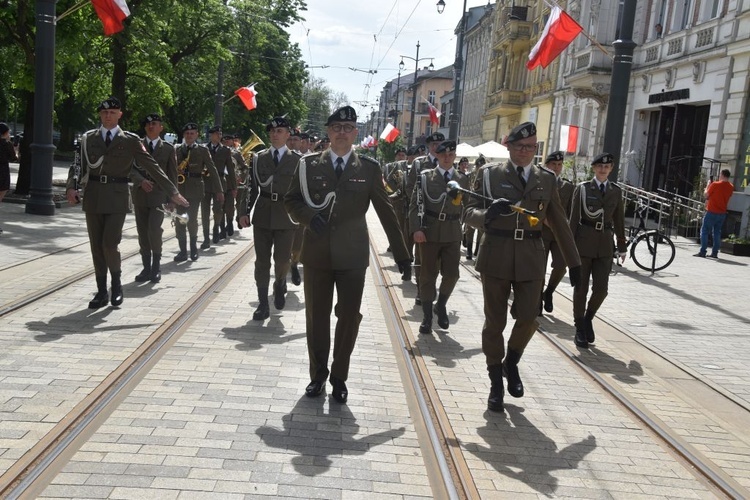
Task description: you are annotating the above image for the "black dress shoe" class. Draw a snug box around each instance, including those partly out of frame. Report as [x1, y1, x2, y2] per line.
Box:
[290, 264, 301, 286]
[273, 281, 287, 310]
[584, 317, 595, 343]
[110, 286, 123, 307]
[88, 291, 109, 309]
[134, 268, 150, 282]
[503, 362, 524, 398]
[226, 221, 234, 236]
[219, 228, 227, 240]
[174, 251, 188, 262]
[574, 325, 589, 348]
[201, 239, 211, 250]
[543, 290, 554, 313]
[305, 380, 324, 397]
[330, 377, 348, 403]
[487, 384, 504, 412]
[212, 226, 220, 243]
[253, 301, 270, 321]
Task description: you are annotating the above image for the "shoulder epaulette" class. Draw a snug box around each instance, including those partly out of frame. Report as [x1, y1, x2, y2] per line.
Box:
[123, 131, 140, 140]
[539, 165, 556, 175]
[359, 155, 379, 166]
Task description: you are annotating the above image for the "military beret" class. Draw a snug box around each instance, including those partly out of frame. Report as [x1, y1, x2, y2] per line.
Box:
[475, 154, 487, 166]
[545, 151, 564, 163]
[320, 136, 331, 143]
[395, 147, 407, 155]
[459, 157, 469, 163]
[0, 122, 9, 135]
[436, 140, 457, 154]
[97, 97, 121, 111]
[405, 146, 416, 156]
[325, 105, 357, 125]
[233, 133, 242, 140]
[299, 132, 309, 140]
[506, 121, 537, 143]
[592, 152, 614, 165]
[143, 113, 162, 124]
[290, 128, 302, 137]
[266, 116, 291, 131]
[222, 134, 234, 141]
[426, 132, 445, 143]
[208, 125, 222, 134]
[415, 144, 427, 155]
[183, 122, 199, 131]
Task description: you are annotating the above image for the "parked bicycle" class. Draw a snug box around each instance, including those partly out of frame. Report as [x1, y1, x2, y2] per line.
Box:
[617, 196, 676, 273]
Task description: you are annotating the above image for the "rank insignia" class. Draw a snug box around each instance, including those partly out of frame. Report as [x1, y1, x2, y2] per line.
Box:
[538, 202, 544, 210]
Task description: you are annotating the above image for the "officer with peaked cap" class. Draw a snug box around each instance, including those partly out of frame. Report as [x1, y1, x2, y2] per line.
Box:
[129, 113, 179, 284]
[66, 99, 188, 308]
[238, 116, 301, 320]
[285, 105, 410, 404]
[569, 152, 626, 348]
[410, 140, 470, 334]
[540, 150, 575, 313]
[204, 125, 237, 243]
[464, 122, 581, 412]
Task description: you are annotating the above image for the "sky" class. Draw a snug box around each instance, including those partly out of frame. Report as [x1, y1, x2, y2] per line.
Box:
[287, 0, 493, 120]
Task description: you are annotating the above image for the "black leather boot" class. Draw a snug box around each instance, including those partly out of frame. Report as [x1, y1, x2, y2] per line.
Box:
[212, 225, 220, 244]
[543, 288, 554, 313]
[574, 318, 589, 348]
[273, 279, 287, 310]
[503, 349, 524, 398]
[174, 236, 188, 262]
[201, 229, 211, 249]
[584, 310, 596, 343]
[419, 301, 433, 334]
[487, 364, 504, 412]
[434, 293, 449, 329]
[190, 237, 199, 261]
[110, 271, 124, 307]
[253, 287, 270, 320]
[150, 254, 161, 283]
[219, 220, 226, 240]
[135, 252, 151, 282]
[88, 275, 109, 309]
[226, 220, 234, 236]
[290, 263, 301, 285]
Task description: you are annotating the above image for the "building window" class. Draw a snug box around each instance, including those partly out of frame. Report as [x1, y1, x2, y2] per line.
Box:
[700, 0, 721, 21]
[428, 90, 436, 104]
[671, 0, 692, 31]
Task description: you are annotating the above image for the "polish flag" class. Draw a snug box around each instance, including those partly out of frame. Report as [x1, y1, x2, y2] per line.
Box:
[91, 0, 130, 36]
[380, 123, 400, 143]
[527, 6, 583, 70]
[234, 85, 258, 111]
[560, 125, 579, 153]
[427, 101, 441, 125]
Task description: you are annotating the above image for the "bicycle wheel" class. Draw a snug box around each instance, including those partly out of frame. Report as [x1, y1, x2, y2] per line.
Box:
[630, 230, 676, 272]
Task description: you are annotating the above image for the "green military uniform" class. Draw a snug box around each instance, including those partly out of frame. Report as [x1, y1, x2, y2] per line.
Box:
[384, 159, 409, 246]
[174, 132, 222, 261]
[204, 138, 236, 244]
[462, 162, 485, 260]
[569, 155, 626, 347]
[227, 136, 248, 236]
[130, 125, 178, 283]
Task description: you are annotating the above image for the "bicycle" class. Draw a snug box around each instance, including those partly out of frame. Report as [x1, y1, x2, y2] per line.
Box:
[617, 196, 676, 273]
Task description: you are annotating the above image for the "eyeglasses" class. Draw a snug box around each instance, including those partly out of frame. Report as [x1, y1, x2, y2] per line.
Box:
[329, 124, 356, 133]
[510, 143, 537, 152]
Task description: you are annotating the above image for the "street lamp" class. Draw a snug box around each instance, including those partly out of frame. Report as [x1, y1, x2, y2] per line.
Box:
[438, 0, 469, 142]
[399, 41, 434, 148]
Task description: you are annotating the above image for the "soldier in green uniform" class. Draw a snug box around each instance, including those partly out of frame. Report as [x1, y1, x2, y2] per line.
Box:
[383, 149, 409, 263]
[203, 125, 236, 246]
[65, 98, 188, 308]
[284, 105, 410, 404]
[223, 133, 245, 236]
[464, 122, 581, 412]
[463, 155, 487, 261]
[174, 123, 224, 262]
[569, 153, 626, 348]
[231, 132, 252, 232]
[238, 116, 301, 321]
[130, 113, 178, 283]
[541, 151, 575, 313]
[409, 140, 469, 334]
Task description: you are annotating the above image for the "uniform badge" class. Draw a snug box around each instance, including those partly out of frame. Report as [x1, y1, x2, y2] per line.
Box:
[314, 193, 321, 201]
[588, 205, 595, 211]
[538, 202, 544, 211]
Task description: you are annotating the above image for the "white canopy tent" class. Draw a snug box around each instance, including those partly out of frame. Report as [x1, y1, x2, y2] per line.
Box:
[456, 142, 479, 158]
[475, 141, 510, 160]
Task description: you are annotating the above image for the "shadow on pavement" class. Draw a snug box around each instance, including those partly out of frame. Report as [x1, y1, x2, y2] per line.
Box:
[415, 331, 482, 369]
[222, 320, 305, 352]
[28, 307, 154, 341]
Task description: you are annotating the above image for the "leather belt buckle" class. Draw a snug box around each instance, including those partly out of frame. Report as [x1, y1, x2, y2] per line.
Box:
[271, 192, 278, 202]
[595, 221, 603, 231]
[100, 175, 108, 184]
[514, 229, 524, 240]
[438, 213, 446, 221]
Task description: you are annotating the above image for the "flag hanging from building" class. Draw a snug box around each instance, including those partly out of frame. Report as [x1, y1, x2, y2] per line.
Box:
[426, 100, 441, 125]
[234, 85, 258, 111]
[91, 0, 130, 36]
[380, 123, 400, 143]
[527, 6, 583, 70]
[560, 125, 579, 153]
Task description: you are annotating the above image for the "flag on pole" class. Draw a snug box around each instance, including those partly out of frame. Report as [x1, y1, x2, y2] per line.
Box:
[91, 0, 130, 36]
[527, 6, 583, 70]
[560, 125, 579, 153]
[426, 101, 441, 125]
[234, 85, 258, 111]
[380, 123, 400, 143]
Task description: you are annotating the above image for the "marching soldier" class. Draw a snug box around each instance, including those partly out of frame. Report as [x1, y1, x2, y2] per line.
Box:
[286, 128, 302, 153]
[457, 156, 470, 174]
[288, 128, 307, 285]
[223, 133, 245, 236]
[463, 155, 487, 261]
[394, 147, 407, 162]
[541, 151, 575, 313]
[409, 140, 469, 334]
[130, 113, 178, 283]
[65, 98, 188, 308]
[174, 123, 224, 262]
[238, 116, 301, 321]
[204, 125, 236, 245]
[299, 132, 312, 154]
[464, 122, 581, 412]
[232, 132, 252, 229]
[284, 105, 410, 404]
[383, 151, 409, 261]
[569, 153, 626, 348]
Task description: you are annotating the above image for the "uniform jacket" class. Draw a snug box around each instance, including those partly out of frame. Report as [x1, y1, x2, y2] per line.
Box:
[408, 168, 469, 243]
[542, 176, 574, 242]
[67, 128, 178, 214]
[464, 161, 580, 281]
[175, 143, 222, 200]
[405, 154, 437, 202]
[231, 149, 249, 189]
[569, 179, 627, 258]
[130, 137, 178, 208]
[284, 150, 409, 270]
[383, 160, 408, 201]
[207, 143, 237, 192]
[242, 147, 300, 230]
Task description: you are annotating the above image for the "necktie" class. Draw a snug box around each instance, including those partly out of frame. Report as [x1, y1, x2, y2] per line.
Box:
[148, 141, 155, 153]
[335, 157, 344, 179]
[273, 149, 280, 166]
[600, 182, 606, 195]
[444, 171, 450, 183]
[517, 166, 526, 188]
[105, 130, 112, 147]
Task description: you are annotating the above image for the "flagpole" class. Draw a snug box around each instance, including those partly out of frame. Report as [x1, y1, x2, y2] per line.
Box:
[56, 0, 89, 22]
[543, 0, 612, 60]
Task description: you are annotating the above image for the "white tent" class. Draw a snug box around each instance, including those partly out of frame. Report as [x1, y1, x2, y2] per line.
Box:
[475, 141, 510, 160]
[456, 142, 479, 158]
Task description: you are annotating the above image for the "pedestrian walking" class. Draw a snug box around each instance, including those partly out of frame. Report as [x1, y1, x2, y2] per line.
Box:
[695, 168, 734, 258]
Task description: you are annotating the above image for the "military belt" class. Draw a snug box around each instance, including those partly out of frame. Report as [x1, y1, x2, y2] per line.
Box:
[485, 228, 542, 240]
[89, 175, 129, 184]
[259, 191, 281, 202]
[424, 209, 460, 221]
[580, 219, 613, 231]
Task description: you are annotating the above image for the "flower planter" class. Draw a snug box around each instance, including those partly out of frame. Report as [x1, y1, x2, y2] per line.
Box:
[720, 241, 750, 256]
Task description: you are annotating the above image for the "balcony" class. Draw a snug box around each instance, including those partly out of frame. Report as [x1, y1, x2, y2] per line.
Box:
[485, 89, 525, 117]
[637, 18, 725, 67]
[526, 79, 555, 101]
[493, 6, 532, 52]
[564, 45, 613, 90]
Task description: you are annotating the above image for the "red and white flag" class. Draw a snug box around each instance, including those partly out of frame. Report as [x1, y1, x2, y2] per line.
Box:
[426, 101, 441, 125]
[560, 125, 579, 153]
[234, 85, 258, 111]
[91, 0, 130, 36]
[380, 123, 400, 143]
[527, 6, 583, 70]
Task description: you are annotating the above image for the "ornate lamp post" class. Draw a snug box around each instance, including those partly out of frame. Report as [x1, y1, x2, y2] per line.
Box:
[399, 42, 434, 148]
